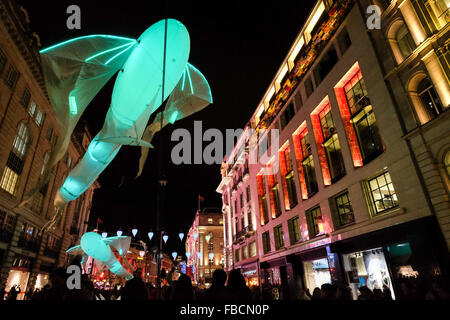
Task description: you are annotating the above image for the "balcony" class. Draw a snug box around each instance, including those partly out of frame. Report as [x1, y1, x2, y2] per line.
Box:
[17, 233, 40, 253]
[0, 227, 13, 243]
[233, 226, 254, 243]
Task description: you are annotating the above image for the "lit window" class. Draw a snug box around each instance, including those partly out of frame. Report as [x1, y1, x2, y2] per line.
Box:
[249, 241, 257, 257]
[306, 206, 324, 237]
[0, 123, 29, 195]
[21, 89, 31, 107]
[275, 64, 289, 91]
[288, 37, 305, 69]
[396, 24, 416, 59]
[208, 218, 213, 224]
[67, 155, 72, 168]
[368, 171, 398, 215]
[242, 245, 248, 260]
[35, 110, 43, 126]
[28, 102, 36, 118]
[304, 1, 326, 43]
[219, 219, 223, 225]
[274, 224, 284, 250]
[445, 150, 450, 178]
[417, 78, 443, 120]
[41, 152, 50, 175]
[262, 231, 271, 254]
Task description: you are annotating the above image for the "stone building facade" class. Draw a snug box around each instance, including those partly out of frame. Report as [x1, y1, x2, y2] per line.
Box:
[0, 0, 98, 298]
[218, 0, 449, 300]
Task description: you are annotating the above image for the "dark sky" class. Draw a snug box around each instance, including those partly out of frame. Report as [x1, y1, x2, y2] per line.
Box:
[19, 0, 314, 254]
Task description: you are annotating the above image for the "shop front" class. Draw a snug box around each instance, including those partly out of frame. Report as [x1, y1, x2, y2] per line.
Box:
[330, 216, 449, 300]
[260, 257, 294, 300]
[5, 254, 34, 300]
[238, 261, 259, 288]
[34, 263, 54, 291]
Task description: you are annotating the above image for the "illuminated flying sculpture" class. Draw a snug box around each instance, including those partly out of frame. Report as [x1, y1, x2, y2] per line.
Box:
[24, 19, 212, 229]
[67, 232, 135, 280]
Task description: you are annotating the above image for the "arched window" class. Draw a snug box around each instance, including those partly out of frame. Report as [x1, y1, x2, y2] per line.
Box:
[0, 123, 30, 195]
[396, 24, 416, 59]
[417, 78, 444, 120]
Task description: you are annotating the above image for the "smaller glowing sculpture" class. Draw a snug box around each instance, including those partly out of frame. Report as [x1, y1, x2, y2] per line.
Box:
[67, 232, 134, 280]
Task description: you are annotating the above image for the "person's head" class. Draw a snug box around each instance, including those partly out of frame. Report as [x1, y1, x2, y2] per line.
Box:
[312, 287, 321, 297]
[227, 269, 246, 289]
[212, 269, 227, 287]
[359, 286, 372, 297]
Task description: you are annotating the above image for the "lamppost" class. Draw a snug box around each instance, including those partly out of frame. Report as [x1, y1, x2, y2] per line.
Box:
[208, 252, 214, 280]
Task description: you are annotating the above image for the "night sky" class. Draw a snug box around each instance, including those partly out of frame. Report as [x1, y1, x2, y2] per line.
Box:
[19, 0, 314, 254]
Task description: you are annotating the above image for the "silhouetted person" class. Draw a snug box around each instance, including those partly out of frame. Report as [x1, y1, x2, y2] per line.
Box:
[426, 278, 450, 300]
[311, 287, 322, 300]
[41, 267, 68, 300]
[171, 274, 194, 300]
[321, 283, 336, 300]
[373, 288, 383, 300]
[0, 286, 6, 301]
[121, 269, 148, 300]
[297, 288, 311, 300]
[382, 285, 392, 300]
[357, 286, 373, 300]
[227, 269, 252, 300]
[202, 269, 231, 300]
[7, 285, 18, 300]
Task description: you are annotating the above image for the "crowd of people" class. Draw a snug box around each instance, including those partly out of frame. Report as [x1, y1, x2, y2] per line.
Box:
[1, 266, 449, 300]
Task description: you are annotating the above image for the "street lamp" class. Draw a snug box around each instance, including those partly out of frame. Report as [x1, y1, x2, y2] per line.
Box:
[148, 232, 154, 240]
[179, 232, 184, 241]
[163, 234, 169, 243]
[101, 232, 107, 239]
[172, 252, 177, 260]
[116, 230, 123, 237]
[132, 228, 138, 237]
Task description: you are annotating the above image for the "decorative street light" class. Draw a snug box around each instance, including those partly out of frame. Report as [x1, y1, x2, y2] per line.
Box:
[148, 232, 154, 240]
[132, 228, 138, 237]
[116, 230, 123, 237]
[208, 252, 214, 280]
[205, 234, 211, 243]
[208, 252, 214, 260]
[163, 234, 169, 243]
[179, 233, 184, 241]
[172, 252, 178, 260]
[101, 232, 108, 239]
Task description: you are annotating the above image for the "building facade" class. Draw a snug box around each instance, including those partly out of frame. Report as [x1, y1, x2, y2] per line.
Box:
[185, 208, 224, 286]
[217, 129, 260, 288]
[218, 0, 449, 300]
[0, 0, 97, 299]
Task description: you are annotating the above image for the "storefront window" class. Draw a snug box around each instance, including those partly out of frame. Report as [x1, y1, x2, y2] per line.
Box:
[342, 247, 395, 300]
[386, 242, 419, 279]
[303, 258, 331, 292]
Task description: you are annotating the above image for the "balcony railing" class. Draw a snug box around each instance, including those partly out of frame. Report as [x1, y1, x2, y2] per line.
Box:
[17, 233, 40, 253]
[233, 226, 250, 242]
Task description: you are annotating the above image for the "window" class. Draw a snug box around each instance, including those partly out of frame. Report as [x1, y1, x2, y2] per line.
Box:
[337, 27, 352, 55]
[29, 184, 47, 214]
[0, 49, 6, 74]
[257, 175, 270, 225]
[4, 65, 19, 88]
[274, 224, 284, 250]
[418, 78, 443, 120]
[249, 241, 257, 257]
[425, 0, 449, 30]
[246, 185, 251, 203]
[51, 134, 58, 146]
[306, 206, 324, 237]
[21, 89, 31, 107]
[288, 216, 301, 245]
[235, 248, 240, 262]
[268, 165, 282, 218]
[262, 231, 271, 254]
[368, 171, 398, 215]
[259, 135, 268, 159]
[240, 193, 244, 209]
[396, 24, 416, 59]
[304, 1, 326, 43]
[300, 131, 318, 196]
[319, 106, 346, 182]
[247, 211, 253, 231]
[28, 102, 36, 118]
[219, 219, 223, 225]
[41, 152, 50, 175]
[305, 77, 314, 98]
[46, 127, 53, 141]
[208, 218, 213, 224]
[280, 146, 298, 209]
[242, 245, 248, 260]
[0, 123, 29, 195]
[295, 90, 303, 110]
[332, 191, 355, 226]
[314, 47, 338, 85]
[35, 110, 43, 126]
[344, 71, 383, 163]
[280, 103, 296, 130]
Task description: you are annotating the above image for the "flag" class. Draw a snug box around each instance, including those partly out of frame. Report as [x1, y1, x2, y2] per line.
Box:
[198, 195, 205, 202]
[97, 218, 103, 224]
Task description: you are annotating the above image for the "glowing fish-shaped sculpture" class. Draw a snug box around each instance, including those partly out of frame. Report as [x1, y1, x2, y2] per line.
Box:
[20, 19, 212, 229]
[67, 232, 135, 280]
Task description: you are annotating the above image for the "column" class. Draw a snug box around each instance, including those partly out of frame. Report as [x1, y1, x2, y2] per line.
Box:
[398, 0, 427, 45]
[422, 50, 450, 107]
